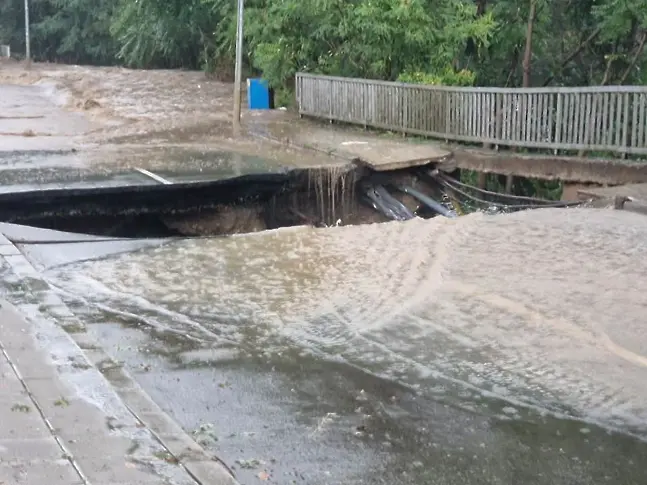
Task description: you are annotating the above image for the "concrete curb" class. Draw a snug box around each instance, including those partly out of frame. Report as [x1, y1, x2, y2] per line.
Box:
[0, 232, 238, 485]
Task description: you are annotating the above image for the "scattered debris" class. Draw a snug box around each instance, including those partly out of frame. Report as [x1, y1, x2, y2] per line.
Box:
[258, 471, 270, 480]
[153, 450, 179, 464]
[236, 458, 263, 469]
[11, 403, 31, 413]
[54, 397, 70, 407]
[192, 423, 219, 446]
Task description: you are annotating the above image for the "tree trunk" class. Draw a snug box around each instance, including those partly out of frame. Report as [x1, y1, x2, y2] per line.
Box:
[542, 27, 601, 86]
[522, 0, 537, 88]
[618, 30, 647, 85]
[506, 1, 538, 194]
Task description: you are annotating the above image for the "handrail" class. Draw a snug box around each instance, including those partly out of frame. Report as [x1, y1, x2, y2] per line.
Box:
[295, 73, 647, 156]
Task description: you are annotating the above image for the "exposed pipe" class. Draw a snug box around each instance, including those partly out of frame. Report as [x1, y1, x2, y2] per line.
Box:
[397, 186, 457, 218]
[373, 185, 416, 220]
[363, 185, 415, 221]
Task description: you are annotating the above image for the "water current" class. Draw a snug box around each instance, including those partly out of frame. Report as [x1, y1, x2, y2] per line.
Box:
[38, 207, 647, 483]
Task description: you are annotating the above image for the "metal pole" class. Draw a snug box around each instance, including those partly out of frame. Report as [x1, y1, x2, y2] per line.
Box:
[24, 0, 31, 68]
[232, 0, 244, 133]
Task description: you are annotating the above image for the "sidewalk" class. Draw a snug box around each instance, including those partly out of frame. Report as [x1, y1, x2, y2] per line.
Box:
[0, 234, 236, 484]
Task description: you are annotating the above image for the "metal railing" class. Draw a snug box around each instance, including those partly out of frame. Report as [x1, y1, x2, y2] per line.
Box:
[295, 73, 647, 156]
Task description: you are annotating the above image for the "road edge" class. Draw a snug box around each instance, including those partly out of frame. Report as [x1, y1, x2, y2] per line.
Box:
[0, 231, 238, 485]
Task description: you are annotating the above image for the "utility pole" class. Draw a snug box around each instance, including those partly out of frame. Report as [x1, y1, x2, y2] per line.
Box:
[232, 0, 244, 134]
[24, 0, 31, 68]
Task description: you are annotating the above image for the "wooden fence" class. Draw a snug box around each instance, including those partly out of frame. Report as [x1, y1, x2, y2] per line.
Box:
[295, 73, 647, 156]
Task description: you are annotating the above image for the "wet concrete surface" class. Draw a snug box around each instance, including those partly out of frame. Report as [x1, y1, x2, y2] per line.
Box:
[248, 110, 451, 171]
[4, 210, 647, 485]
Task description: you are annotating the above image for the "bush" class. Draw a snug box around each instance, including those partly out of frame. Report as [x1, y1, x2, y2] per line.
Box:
[397, 68, 476, 87]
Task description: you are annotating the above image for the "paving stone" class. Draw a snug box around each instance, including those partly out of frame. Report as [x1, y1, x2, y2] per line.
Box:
[0, 460, 82, 484]
[0, 245, 21, 256]
[61, 430, 148, 459]
[184, 460, 238, 485]
[0, 397, 51, 440]
[0, 308, 35, 351]
[117, 388, 165, 415]
[21, 383, 137, 442]
[75, 455, 171, 484]
[3, 345, 58, 380]
[139, 413, 187, 438]
[0, 361, 26, 396]
[0, 437, 64, 463]
[2, 255, 42, 280]
[156, 433, 210, 462]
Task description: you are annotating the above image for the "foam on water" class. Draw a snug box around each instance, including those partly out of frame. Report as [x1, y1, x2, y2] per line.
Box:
[45, 207, 647, 436]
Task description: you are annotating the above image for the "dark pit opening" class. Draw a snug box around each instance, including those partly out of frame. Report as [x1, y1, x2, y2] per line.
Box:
[0, 167, 455, 239]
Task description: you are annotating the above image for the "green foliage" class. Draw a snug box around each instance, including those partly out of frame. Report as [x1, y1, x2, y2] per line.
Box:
[245, 0, 494, 89]
[1, 0, 644, 87]
[397, 68, 476, 86]
[32, 0, 117, 64]
[110, 0, 232, 69]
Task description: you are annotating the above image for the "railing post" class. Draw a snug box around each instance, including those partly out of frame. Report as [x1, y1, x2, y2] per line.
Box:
[329, 78, 334, 123]
[402, 86, 408, 137]
[296, 74, 301, 118]
[554, 93, 563, 155]
[445, 91, 451, 143]
[622, 92, 629, 159]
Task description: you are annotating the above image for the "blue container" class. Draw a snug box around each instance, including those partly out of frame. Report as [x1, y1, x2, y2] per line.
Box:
[247, 78, 272, 110]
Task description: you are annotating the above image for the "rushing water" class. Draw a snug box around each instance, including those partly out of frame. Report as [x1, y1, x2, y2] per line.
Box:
[36, 207, 647, 483]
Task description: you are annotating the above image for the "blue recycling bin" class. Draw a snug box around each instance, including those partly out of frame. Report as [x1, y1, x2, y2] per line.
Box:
[247, 78, 272, 110]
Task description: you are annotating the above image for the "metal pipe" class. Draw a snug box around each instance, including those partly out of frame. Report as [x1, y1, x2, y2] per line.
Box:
[364, 185, 415, 221]
[398, 186, 457, 218]
[373, 185, 416, 220]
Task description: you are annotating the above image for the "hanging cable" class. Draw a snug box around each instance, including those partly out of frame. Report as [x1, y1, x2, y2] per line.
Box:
[429, 170, 578, 205]
[435, 177, 584, 210]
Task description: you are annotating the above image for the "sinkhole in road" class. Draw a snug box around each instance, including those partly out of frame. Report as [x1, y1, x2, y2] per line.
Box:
[0, 166, 455, 238]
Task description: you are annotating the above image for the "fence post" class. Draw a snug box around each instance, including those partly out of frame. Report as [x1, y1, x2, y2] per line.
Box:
[328, 78, 334, 123]
[445, 92, 451, 143]
[296, 74, 301, 118]
[402, 86, 408, 137]
[554, 93, 563, 155]
[622, 92, 629, 159]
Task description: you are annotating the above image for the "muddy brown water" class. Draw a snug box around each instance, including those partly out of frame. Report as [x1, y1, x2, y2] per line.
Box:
[16, 207, 647, 484]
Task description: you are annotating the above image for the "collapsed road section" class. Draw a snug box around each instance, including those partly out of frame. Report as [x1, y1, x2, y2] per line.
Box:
[0, 160, 588, 239]
[0, 163, 462, 238]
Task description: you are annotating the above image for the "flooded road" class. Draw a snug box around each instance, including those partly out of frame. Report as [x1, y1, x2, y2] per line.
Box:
[15, 207, 647, 484]
[4, 62, 647, 483]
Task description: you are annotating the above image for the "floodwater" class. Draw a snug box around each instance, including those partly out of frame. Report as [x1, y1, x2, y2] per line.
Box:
[20, 207, 647, 484]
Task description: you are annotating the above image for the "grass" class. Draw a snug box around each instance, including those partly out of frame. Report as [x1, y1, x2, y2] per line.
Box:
[54, 397, 70, 407]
